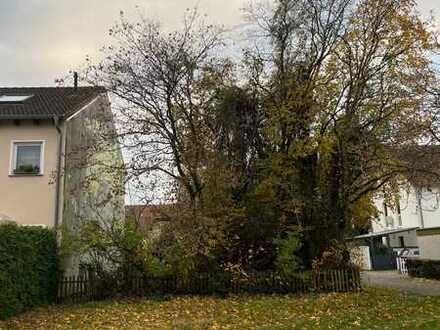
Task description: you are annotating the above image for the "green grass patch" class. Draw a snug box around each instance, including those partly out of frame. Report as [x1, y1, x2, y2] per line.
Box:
[1, 288, 439, 329]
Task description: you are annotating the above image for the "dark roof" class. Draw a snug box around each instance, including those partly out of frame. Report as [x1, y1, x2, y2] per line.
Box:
[0, 86, 106, 120]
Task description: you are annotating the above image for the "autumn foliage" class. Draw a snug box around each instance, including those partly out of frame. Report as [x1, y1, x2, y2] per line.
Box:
[79, 0, 440, 277]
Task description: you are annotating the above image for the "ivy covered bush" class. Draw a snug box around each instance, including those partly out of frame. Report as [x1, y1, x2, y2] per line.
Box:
[407, 258, 440, 280]
[0, 223, 60, 319]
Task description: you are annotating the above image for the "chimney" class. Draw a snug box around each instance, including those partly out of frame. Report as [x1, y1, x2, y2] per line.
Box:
[73, 72, 78, 91]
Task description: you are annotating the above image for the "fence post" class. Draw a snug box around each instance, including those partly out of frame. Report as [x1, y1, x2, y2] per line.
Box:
[336, 269, 342, 292]
[58, 276, 63, 303]
[342, 270, 347, 292]
[313, 271, 319, 293]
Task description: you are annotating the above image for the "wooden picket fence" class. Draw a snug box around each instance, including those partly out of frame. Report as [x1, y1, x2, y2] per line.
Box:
[58, 268, 361, 304]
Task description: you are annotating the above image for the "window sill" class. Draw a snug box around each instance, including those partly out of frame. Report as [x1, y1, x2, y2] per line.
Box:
[9, 173, 43, 177]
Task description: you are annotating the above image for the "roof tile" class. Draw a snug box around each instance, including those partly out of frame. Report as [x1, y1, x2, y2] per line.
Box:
[0, 86, 105, 120]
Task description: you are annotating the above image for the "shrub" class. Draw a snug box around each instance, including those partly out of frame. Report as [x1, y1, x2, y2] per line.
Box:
[0, 223, 60, 319]
[407, 258, 440, 280]
[312, 241, 355, 272]
[274, 230, 302, 275]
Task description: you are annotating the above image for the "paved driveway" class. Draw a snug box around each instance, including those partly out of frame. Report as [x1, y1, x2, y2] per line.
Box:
[362, 270, 440, 296]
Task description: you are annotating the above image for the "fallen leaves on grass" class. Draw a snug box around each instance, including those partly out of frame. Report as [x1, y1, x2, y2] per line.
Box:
[0, 289, 440, 329]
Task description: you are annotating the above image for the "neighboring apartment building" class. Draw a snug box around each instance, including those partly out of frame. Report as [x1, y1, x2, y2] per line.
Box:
[370, 184, 440, 256]
[351, 146, 440, 269]
[0, 85, 124, 231]
[353, 178, 440, 269]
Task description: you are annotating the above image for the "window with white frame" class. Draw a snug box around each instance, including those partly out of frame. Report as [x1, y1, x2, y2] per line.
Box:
[11, 141, 44, 175]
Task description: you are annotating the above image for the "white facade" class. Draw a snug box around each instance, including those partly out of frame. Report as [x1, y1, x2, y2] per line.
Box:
[418, 234, 440, 260]
[371, 184, 440, 259]
[372, 185, 440, 233]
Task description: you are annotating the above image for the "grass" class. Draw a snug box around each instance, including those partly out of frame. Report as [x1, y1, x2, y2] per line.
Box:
[1, 288, 440, 329]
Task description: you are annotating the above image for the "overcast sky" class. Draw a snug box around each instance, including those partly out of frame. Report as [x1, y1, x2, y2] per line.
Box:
[0, 0, 439, 87]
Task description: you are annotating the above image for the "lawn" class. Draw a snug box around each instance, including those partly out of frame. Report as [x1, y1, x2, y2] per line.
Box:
[1, 288, 440, 329]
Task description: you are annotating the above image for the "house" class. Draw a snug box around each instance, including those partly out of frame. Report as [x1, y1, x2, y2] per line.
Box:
[126, 204, 172, 226]
[0, 83, 124, 231]
[352, 148, 440, 270]
[125, 204, 174, 239]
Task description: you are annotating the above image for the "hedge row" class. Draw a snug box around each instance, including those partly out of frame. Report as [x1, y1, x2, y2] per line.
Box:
[407, 258, 440, 280]
[0, 223, 60, 319]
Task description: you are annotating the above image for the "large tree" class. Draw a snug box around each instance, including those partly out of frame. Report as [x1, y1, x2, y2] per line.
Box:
[85, 10, 231, 208]
[82, 0, 440, 272]
[244, 0, 439, 265]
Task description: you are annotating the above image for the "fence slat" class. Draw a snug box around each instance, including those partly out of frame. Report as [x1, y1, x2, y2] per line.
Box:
[342, 270, 346, 291]
[336, 269, 341, 292]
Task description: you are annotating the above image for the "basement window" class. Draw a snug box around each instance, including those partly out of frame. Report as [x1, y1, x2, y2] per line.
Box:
[10, 141, 44, 175]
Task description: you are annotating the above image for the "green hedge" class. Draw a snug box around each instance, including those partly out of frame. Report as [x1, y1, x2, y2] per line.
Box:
[0, 223, 60, 319]
[407, 258, 440, 280]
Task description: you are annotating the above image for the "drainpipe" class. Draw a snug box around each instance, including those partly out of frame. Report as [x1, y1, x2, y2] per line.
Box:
[368, 238, 375, 270]
[416, 188, 425, 229]
[53, 115, 63, 228]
